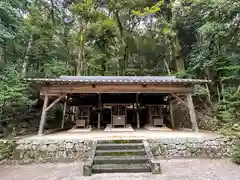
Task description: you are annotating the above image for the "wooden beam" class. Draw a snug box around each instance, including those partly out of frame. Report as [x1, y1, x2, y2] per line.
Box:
[61, 96, 67, 129]
[45, 94, 65, 112]
[186, 94, 198, 132]
[43, 84, 193, 94]
[38, 91, 49, 135]
[170, 93, 188, 108]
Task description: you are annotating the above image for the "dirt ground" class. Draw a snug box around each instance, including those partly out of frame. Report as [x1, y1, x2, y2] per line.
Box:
[1, 159, 239, 180]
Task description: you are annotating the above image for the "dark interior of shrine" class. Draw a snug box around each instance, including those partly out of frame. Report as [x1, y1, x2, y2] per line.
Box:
[67, 93, 172, 128]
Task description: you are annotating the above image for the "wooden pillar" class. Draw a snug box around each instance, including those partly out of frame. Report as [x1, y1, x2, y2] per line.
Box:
[124, 106, 127, 128]
[111, 105, 113, 127]
[186, 94, 198, 132]
[148, 105, 152, 125]
[61, 96, 67, 129]
[136, 93, 140, 128]
[98, 113, 101, 129]
[87, 107, 90, 128]
[97, 93, 101, 129]
[38, 92, 49, 135]
[169, 102, 175, 128]
[147, 106, 149, 125]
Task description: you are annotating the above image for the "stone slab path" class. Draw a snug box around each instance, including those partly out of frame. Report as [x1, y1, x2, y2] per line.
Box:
[1, 159, 240, 180]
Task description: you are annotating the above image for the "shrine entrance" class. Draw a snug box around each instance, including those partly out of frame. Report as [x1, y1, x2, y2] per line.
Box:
[63, 93, 173, 130]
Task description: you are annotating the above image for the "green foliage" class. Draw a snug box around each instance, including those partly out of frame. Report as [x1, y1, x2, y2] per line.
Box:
[232, 141, 240, 164]
[185, 0, 240, 133]
[0, 0, 19, 42]
[43, 61, 74, 77]
[187, 0, 240, 81]
[0, 65, 28, 104]
[0, 140, 15, 160]
[193, 85, 209, 96]
[132, 0, 164, 16]
[217, 87, 240, 134]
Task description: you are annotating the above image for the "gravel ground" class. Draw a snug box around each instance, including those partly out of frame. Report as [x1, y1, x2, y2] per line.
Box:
[1, 159, 240, 180]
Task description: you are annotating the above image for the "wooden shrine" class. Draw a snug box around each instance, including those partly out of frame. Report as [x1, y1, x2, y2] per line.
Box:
[75, 106, 92, 128]
[110, 104, 130, 128]
[147, 105, 165, 127]
[26, 76, 210, 135]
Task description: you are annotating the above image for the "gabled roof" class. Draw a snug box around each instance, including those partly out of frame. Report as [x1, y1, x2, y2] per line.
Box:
[26, 76, 211, 85]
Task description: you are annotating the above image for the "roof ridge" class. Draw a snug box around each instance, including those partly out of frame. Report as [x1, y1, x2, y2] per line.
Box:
[26, 76, 211, 84]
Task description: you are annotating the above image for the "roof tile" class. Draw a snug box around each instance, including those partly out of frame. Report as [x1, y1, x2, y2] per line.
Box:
[26, 76, 211, 85]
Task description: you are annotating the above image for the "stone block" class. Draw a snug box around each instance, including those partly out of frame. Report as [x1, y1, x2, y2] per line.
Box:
[66, 142, 74, 149]
[48, 144, 57, 151]
[151, 160, 161, 174]
[176, 144, 186, 150]
[83, 160, 93, 176]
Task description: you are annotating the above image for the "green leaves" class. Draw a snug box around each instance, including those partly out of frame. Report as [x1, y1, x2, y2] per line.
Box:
[132, 0, 163, 16]
[217, 86, 240, 133]
[0, 1, 18, 43]
[232, 141, 240, 164]
[0, 66, 27, 104]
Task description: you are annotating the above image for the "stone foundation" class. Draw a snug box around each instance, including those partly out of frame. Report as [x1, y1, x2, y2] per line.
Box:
[148, 136, 238, 158]
[104, 124, 134, 132]
[1, 136, 238, 165]
[13, 139, 94, 164]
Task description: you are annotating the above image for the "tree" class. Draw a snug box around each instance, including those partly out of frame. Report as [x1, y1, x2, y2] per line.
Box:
[0, 0, 239, 138]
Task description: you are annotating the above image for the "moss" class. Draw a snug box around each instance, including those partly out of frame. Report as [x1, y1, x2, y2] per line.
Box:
[12, 149, 21, 160]
[232, 141, 240, 165]
[0, 140, 16, 160]
[103, 152, 137, 156]
[35, 151, 48, 159]
[110, 140, 139, 144]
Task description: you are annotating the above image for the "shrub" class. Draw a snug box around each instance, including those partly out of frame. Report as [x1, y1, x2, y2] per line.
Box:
[232, 141, 240, 164]
[0, 140, 15, 161]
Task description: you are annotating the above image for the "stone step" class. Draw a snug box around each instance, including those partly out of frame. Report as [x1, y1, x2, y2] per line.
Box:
[92, 164, 151, 173]
[95, 149, 146, 156]
[98, 139, 142, 144]
[97, 143, 144, 150]
[94, 156, 148, 165]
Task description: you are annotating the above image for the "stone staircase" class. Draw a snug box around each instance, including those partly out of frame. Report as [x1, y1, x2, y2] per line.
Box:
[92, 139, 151, 173]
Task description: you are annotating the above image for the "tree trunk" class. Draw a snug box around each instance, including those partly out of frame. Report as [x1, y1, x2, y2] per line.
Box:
[164, 59, 171, 75]
[114, 11, 125, 75]
[50, 0, 55, 25]
[75, 29, 85, 76]
[101, 59, 106, 75]
[117, 55, 120, 76]
[81, 38, 86, 75]
[0, 99, 5, 120]
[21, 35, 33, 77]
[205, 83, 213, 107]
[76, 47, 82, 76]
[0, 46, 5, 69]
[173, 36, 185, 73]
[0, 47, 3, 62]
